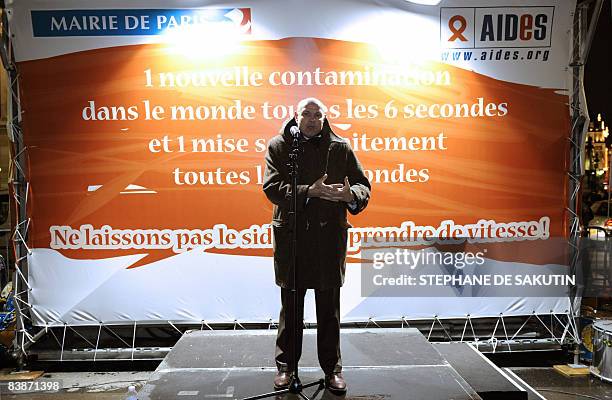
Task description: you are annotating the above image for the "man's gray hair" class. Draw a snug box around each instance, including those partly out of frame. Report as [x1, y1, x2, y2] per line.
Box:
[296, 97, 327, 115]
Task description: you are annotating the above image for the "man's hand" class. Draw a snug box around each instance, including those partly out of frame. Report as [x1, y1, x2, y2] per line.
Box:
[339, 176, 355, 203]
[308, 175, 354, 203]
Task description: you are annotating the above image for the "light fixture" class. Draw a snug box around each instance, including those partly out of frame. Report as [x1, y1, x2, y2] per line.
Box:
[405, 0, 442, 5]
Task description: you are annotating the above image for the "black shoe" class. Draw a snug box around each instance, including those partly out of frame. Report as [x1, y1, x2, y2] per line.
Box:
[325, 372, 347, 394]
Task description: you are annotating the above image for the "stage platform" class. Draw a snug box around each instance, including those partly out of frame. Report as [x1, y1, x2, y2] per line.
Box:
[138, 328, 536, 399]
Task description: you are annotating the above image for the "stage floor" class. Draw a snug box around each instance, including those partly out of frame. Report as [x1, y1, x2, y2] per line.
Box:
[138, 328, 483, 399]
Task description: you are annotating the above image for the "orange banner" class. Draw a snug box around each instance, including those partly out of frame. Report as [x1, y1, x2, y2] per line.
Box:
[18, 38, 570, 268]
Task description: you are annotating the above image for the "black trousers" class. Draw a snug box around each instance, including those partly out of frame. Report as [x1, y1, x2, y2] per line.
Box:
[275, 287, 342, 374]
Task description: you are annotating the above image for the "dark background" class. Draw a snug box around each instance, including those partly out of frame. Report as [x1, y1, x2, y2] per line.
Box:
[585, 0, 611, 122]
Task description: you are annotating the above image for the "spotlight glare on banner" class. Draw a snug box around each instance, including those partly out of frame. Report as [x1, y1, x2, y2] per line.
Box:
[162, 21, 243, 60]
[373, 21, 438, 67]
[336, 13, 438, 67]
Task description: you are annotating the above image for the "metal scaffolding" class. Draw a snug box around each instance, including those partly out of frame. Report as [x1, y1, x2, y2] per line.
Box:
[13, 312, 580, 362]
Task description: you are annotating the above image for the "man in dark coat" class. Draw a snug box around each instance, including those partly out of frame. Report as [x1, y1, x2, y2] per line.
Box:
[263, 97, 371, 393]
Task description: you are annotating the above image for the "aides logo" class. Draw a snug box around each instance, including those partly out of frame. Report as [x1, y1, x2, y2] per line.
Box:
[440, 7, 554, 49]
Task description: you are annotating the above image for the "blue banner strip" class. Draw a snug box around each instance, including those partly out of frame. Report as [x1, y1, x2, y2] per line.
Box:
[31, 9, 241, 37]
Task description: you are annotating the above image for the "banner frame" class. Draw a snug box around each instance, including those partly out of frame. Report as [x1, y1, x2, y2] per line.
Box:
[2, 0, 600, 367]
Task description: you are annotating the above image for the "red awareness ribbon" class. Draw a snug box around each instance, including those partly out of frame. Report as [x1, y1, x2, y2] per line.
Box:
[448, 15, 468, 42]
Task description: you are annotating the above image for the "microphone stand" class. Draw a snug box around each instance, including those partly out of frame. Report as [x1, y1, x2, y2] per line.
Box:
[242, 129, 324, 399]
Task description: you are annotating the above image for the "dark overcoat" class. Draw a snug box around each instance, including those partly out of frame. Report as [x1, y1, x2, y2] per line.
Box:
[263, 118, 371, 289]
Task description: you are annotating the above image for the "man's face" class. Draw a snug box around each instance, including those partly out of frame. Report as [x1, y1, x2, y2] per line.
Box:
[296, 103, 324, 138]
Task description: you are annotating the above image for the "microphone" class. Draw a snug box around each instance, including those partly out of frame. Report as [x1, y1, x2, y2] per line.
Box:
[290, 126, 301, 139]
